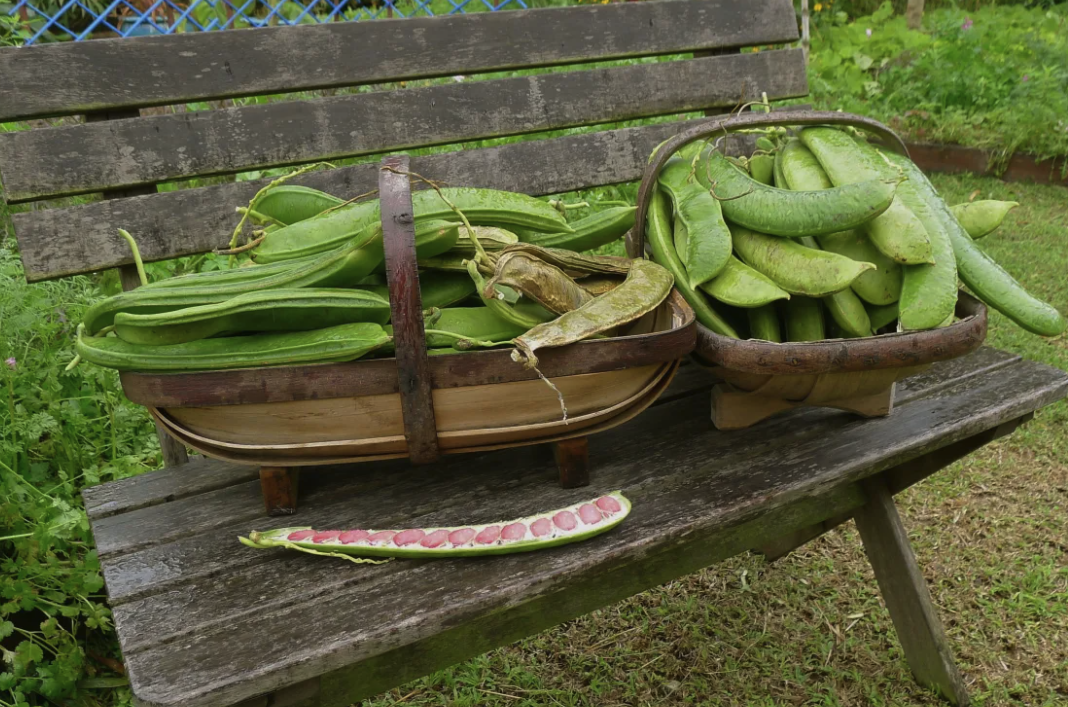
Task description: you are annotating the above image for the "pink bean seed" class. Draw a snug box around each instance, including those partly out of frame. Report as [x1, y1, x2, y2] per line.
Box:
[475, 525, 502, 545]
[449, 528, 476, 546]
[287, 530, 315, 542]
[596, 495, 622, 514]
[553, 511, 577, 531]
[578, 504, 602, 525]
[339, 529, 370, 544]
[367, 531, 395, 545]
[312, 531, 341, 544]
[420, 530, 450, 548]
[530, 518, 553, 537]
[501, 523, 527, 541]
[393, 529, 426, 546]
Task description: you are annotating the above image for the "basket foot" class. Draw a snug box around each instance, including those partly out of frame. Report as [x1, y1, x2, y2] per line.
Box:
[711, 384, 798, 430]
[260, 466, 300, 516]
[554, 437, 590, 489]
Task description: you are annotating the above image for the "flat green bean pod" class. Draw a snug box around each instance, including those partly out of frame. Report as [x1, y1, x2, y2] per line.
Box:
[114, 289, 392, 346]
[646, 190, 738, 337]
[248, 185, 344, 226]
[659, 156, 732, 287]
[949, 201, 1019, 239]
[747, 304, 782, 342]
[698, 256, 790, 308]
[76, 322, 391, 372]
[522, 206, 637, 252]
[778, 139, 903, 306]
[731, 225, 876, 298]
[882, 152, 958, 331]
[699, 148, 897, 238]
[784, 297, 826, 342]
[800, 127, 933, 264]
[254, 188, 572, 263]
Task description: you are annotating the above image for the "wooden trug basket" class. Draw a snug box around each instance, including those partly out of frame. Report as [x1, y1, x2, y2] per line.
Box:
[627, 110, 988, 430]
[120, 155, 696, 513]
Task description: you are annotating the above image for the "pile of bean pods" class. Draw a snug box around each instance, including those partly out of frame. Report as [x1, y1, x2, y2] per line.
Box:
[647, 126, 1066, 342]
[75, 183, 671, 373]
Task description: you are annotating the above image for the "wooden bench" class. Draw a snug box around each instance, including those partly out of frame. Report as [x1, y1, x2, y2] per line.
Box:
[2, 2, 1066, 706]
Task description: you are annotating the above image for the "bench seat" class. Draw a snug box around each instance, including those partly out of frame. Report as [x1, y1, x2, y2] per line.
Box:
[83, 348, 1068, 707]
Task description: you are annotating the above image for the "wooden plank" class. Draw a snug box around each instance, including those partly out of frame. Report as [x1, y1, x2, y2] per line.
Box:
[94, 357, 1067, 700]
[757, 407, 1033, 561]
[907, 142, 1068, 188]
[108, 357, 1067, 707]
[82, 455, 259, 521]
[11, 121, 757, 282]
[854, 476, 970, 705]
[0, 49, 807, 202]
[0, 0, 800, 122]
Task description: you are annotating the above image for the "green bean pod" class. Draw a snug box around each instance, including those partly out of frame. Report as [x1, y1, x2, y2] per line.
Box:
[950, 201, 1019, 239]
[673, 215, 689, 264]
[389, 306, 534, 348]
[448, 227, 519, 255]
[77, 322, 391, 372]
[659, 157, 732, 288]
[799, 127, 933, 264]
[249, 185, 345, 226]
[882, 152, 958, 331]
[867, 302, 900, 332]
[747, 304, 782, 342]
[522, 206, 637, 252]
[748, 154, 775, 185]
[254, 189, 572, 264]
[795, 236, 872, 337]
[698, 256, 790, 308]
[778, 139, 903, 306]
[731, 225, 876, 298]
[784, 297, 826, 342]
[699, 148, 897, 238]
[114, 289, 392, 346]
[901, 161, 1066, 336]
[646, 189, 739, 337]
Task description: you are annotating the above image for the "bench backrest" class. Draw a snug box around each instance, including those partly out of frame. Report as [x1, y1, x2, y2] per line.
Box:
[0, 0, 805, 283]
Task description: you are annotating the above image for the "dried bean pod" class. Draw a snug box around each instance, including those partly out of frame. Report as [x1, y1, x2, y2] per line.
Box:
[240, 492, 631, 558]
[512, 258, 673, 368]
[485, 251, 594, 315]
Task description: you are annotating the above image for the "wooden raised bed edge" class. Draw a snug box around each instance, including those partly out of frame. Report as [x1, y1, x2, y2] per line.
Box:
[906, 142, 1068, 188]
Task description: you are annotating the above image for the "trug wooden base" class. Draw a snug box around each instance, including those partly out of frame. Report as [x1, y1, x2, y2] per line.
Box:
[711, 379, 897, 430]
[553, 437, 590, 489]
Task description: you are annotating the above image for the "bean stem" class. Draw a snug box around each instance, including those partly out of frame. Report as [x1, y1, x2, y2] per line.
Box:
[117, 229, 148, 286]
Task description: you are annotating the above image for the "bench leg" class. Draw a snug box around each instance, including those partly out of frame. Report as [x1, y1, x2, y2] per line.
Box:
[854, 475, 969, 706]
[260, 466, 300, 516]
[554, 437, 590, 489]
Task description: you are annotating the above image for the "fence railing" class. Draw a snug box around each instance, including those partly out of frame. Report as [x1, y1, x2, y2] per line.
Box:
[1, 0, 534, 46]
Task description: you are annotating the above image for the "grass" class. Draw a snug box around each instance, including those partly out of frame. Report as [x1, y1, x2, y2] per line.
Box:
[354, 173, 1067, 707]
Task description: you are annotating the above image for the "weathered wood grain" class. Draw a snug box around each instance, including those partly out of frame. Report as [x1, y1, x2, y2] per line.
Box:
[13, 121, 760, 281]
[82, 455, 259, 520]
[0, 0, 799, 122]
[88, 354, 1068, 707]
[0, 49, 807, 202]
[855, 476, 971, 705]
[380, 156, 440, 465]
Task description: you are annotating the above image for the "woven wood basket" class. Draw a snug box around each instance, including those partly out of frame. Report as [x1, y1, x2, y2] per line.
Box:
[626, 110, 987, 430]
[119, 155, 696, 510]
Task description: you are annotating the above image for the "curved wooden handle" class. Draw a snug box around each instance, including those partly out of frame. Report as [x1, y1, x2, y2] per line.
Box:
[379, 155, 441, 464]
[626, 110, 910, 259]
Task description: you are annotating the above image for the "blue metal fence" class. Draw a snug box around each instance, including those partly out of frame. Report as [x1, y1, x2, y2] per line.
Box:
[1, 0, 531, 46]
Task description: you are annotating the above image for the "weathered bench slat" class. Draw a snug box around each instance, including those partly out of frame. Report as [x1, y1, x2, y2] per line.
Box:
[1, 49, 806, 202]
[14, 118, 731, 281]
[91, 347, 1021, 596]
[89, 352, 1067, 707]
[0, 0, 798, 122]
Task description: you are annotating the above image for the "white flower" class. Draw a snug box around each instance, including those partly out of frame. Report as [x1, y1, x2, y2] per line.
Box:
[866, 28, 872, 38]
